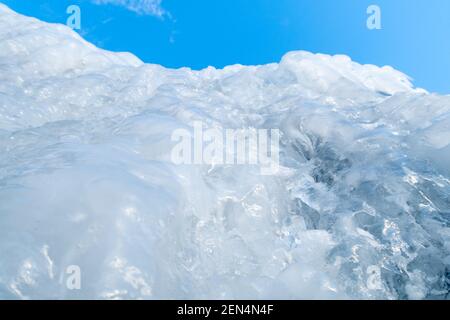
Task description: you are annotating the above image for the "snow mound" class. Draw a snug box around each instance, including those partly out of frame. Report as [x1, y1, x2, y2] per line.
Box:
[0, 4, 449, 299]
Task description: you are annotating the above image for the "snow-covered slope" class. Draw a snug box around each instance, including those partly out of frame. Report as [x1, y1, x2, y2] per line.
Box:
[0, 4, 449, 299]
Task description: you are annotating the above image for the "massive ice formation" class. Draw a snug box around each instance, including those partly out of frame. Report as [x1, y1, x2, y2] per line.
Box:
[0, 4, 449, 299]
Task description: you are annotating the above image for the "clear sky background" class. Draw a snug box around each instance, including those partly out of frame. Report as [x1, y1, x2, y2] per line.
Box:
[2, 0, 449, 94]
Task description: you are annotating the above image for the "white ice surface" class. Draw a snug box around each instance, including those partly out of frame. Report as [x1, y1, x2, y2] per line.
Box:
[0, 4, 449, 299]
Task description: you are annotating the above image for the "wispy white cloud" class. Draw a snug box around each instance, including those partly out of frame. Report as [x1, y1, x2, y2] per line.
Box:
[92, 0, 167, 18]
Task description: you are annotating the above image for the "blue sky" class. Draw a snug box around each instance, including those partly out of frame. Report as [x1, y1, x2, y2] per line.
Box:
[2, 0, 450, 93]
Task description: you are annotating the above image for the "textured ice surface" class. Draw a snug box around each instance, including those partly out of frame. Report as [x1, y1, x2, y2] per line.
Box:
[0, 4, 450, 299]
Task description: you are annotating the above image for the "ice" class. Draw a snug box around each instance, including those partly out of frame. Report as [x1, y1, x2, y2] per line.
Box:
[0, 4, 449, 299]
